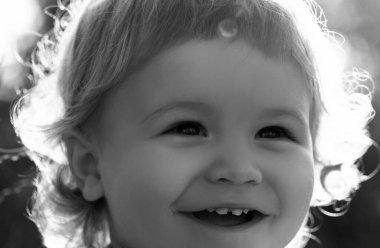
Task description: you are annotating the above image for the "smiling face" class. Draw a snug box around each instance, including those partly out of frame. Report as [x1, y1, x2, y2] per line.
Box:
[94, 39, 314, 248]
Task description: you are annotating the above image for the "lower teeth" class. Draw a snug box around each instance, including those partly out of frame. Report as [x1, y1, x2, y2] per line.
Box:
[192, 210, 253, 226]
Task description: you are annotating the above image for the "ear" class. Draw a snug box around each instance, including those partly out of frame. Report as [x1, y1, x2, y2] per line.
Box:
[65, 129, 104, 202]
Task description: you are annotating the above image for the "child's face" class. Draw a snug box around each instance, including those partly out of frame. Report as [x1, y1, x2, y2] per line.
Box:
[95, 39, 314, 248]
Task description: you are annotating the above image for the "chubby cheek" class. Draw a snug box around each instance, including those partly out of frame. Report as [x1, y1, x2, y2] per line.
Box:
[99, 142, 205, 223]
[258, 148, 314, 247]
[266, 148, 314, 219]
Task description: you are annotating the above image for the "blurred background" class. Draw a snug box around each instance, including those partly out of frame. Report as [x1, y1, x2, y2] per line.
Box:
[0, 0, 379, 247]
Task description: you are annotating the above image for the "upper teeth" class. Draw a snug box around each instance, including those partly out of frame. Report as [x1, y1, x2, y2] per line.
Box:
[207, 208, 251, 216]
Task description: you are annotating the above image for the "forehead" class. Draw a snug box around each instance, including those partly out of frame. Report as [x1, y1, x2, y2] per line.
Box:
[99, 39, 311, 130]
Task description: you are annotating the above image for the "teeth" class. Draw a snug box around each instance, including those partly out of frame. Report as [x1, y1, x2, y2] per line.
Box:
[215, 208, 229, 215]
[211, 208, 251, 215]
[231, 209, 243, 216]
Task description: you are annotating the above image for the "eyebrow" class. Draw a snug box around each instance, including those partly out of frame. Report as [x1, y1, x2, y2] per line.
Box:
[142, 100, 309, 128]
[141, 101, 214, 124]
[260, 108, 309, 129]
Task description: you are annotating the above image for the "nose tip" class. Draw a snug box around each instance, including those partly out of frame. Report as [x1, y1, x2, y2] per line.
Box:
[206, 138, 263, 185]
[208, 160, 263, 185]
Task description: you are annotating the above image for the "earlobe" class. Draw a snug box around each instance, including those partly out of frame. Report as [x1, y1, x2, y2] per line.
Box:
[65, 128, 104, 201]
[83, 174, 104, 201]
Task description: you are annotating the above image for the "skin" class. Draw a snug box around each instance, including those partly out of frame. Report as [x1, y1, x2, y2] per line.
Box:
[83, 39, 315, 248]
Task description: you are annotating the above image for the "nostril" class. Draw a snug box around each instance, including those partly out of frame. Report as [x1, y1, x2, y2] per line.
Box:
[247, 171, 263, 185]
[215, 173, 262, 185]
[218, 178, 229, 182]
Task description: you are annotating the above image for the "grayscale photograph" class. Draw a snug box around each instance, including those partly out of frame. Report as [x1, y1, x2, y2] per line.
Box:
[0, 0, 379, 247]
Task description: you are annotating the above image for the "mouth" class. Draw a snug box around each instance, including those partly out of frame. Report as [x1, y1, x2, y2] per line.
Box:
[181, 208, 267, 228]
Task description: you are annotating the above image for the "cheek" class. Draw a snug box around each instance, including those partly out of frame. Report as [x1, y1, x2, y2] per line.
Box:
[99, 143, 208, 245]
[260, 149, 314, 245]
[264, 149, 314, 214]
[100, 143, 204, 208]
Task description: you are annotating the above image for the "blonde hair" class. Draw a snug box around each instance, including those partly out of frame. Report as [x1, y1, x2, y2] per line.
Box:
[12, 0, 375, 247]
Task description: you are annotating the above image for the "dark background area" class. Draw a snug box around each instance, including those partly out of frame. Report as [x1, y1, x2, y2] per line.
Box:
[0, 0, 379, 247]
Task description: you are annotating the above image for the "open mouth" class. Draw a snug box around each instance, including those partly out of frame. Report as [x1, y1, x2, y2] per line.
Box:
[183, 208, 266, 227]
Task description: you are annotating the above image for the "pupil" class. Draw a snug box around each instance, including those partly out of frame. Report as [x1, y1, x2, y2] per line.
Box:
[260, 128, 280, 138]
[264, 131, 277, 137]
[180, 125, 199, 135]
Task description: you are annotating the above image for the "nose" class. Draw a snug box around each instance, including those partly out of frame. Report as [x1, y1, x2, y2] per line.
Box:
[205, 139, 263, 185]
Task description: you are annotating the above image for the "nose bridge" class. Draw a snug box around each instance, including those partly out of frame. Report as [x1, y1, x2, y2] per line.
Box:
[206, 134, 263, 185]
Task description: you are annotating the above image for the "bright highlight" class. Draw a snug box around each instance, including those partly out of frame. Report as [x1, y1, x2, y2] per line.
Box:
[0, 0, 42, 65]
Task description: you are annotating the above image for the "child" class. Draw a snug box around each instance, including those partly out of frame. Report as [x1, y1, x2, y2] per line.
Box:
[12, 0, 375, 247]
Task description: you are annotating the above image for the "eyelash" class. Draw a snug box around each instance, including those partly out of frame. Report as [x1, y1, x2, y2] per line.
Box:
[162, 122, 297, 141]
[256, 126, 297, 142]
[162, 121, 208, 136]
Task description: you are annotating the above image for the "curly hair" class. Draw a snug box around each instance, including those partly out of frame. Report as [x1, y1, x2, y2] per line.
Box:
[11, 0, 375, 247]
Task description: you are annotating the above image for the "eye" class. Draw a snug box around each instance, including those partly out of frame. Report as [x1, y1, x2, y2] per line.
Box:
[256, 126, 296, 141]
[163, 121, 207, 136]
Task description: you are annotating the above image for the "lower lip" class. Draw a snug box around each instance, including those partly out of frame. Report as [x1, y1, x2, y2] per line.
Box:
[180, 212, 268, 232]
